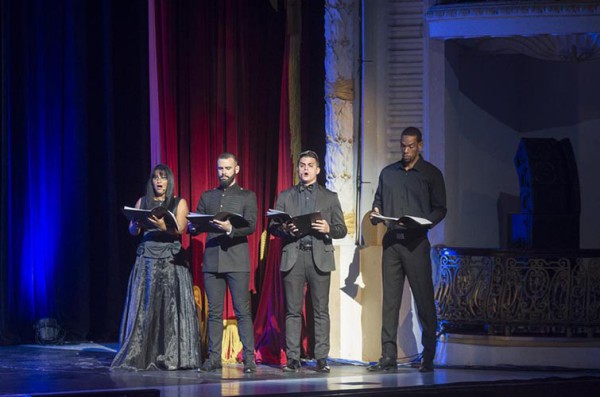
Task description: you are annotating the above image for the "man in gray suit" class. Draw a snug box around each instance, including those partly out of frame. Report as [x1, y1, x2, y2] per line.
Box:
[189, 152, 257, 373]
[269, 150, 347, 373]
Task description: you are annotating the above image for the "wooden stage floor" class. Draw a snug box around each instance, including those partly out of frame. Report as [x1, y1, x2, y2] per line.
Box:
[0, 344, 599, 397]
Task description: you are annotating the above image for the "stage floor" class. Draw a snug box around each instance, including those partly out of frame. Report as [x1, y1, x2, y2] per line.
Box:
[0, 344, 599, 397]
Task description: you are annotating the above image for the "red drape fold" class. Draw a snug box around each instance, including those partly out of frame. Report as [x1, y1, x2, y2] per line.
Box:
[253, 32, 294, 363]
[150, 0, 288, 363]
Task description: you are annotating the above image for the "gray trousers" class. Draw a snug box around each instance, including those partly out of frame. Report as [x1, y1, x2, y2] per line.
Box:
[204, 271, 255, 362]
[282, 249, 331, 361]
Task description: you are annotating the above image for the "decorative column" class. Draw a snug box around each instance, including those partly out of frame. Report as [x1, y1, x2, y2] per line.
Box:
[325, 0, 356, 232]
[324, 0, 359, 360]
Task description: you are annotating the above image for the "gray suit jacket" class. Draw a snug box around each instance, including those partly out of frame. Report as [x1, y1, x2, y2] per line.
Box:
[269, 184, 347, 272]
[196, 184, 257, 273]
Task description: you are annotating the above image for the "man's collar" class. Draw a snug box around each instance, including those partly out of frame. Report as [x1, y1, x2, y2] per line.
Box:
[298, 183, 316, 192]
[218, 183, 241, 191]
[398, 155, 423, 171]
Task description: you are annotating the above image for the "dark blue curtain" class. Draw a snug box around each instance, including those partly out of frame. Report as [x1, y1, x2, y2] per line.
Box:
[1, 0, 150, 343]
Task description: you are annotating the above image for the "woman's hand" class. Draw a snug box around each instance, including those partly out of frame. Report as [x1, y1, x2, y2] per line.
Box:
[129, 220, 141, 235]
[148, 215, 167, 232]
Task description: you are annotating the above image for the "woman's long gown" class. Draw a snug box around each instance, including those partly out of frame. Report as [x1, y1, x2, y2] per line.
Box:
[111, 197, 201, 370]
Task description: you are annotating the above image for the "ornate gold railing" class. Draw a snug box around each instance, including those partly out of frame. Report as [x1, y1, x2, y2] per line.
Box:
[434, 247, 600, 337]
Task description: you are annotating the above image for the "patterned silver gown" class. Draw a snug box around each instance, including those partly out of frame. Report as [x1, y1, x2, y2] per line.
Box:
[111, 198, 201, 370]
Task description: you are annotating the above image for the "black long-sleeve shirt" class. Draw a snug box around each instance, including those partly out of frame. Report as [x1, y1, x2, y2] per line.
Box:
[196, 183, 257, 273]
[372, 156, 447, 230]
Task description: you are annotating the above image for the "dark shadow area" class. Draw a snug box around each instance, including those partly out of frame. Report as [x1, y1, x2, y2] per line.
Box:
[447, 40, 600, 133]
[497, 192, 520, 248]
[340, 247, 361, 300]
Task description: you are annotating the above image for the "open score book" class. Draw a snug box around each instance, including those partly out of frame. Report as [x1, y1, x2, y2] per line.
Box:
[371, 212, 432, 229]
[186, 211, 249, 233]
[267, 209, 322, 237]
[122, 206, 178, 229]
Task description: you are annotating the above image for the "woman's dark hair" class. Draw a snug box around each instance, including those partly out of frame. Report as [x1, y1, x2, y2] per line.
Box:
[144, 164, 175, 210]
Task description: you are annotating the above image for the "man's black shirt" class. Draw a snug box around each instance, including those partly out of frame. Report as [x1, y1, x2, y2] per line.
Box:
[372, 155, 447, 229]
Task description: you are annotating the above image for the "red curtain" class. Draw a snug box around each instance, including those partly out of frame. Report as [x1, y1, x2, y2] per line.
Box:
[150, 0, 291, 363]
[252, 26, 295, 364]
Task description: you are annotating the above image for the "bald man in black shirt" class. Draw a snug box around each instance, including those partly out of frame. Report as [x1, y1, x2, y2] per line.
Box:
[367, 127, 446, 373]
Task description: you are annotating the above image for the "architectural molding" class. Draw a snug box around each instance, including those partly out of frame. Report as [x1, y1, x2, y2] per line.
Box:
[459, 33, 600, 62]
[386, 0, 425, 160]
[426, 1, 600, 39]
[427, 1, 600, 20]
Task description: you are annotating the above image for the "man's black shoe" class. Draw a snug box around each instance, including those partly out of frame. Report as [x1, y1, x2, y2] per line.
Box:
[199, 360, 222, 372]
[243, 360, 256, 373]
[315, 358, 330, 373]
[283, 359, 301, 372]
[418, 360, 434, 373]
[367, 357, 397, 372]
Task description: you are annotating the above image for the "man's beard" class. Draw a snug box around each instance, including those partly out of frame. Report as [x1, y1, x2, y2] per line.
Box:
[219, 173, 236, 188]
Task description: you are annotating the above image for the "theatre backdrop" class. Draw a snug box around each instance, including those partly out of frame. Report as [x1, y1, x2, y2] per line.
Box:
[1, 0, 328, 364]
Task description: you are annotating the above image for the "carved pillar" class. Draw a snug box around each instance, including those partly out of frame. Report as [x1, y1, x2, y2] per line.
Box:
[325, 0, 356, 237]
[324, 0, 359, 360]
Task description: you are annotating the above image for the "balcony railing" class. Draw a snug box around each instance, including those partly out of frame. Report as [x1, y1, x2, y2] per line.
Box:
[434, 247, 600, 337]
